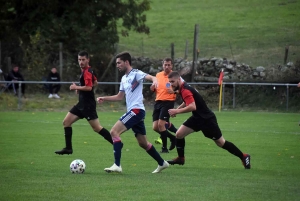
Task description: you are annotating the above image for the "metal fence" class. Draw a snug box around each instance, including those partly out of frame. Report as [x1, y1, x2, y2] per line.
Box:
[0, 81, 299, 111]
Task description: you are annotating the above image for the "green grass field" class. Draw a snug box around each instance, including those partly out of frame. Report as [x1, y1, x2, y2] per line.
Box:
[118, 0, 300, 66]
[0, 111, 299, 201]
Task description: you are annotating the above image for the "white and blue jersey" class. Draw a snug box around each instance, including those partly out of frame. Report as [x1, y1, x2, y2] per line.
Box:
[120, 69, 147, 111]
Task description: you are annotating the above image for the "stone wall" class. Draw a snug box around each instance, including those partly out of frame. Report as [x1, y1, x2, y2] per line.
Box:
[132, 57, 300, 83]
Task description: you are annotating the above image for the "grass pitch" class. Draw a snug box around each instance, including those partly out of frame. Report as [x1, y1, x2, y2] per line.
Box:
[0, 111, 299, 201]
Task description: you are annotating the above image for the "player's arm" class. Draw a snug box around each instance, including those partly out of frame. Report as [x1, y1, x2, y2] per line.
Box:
[169, 102, 196, 116]
[97, 91, 125, 103]
[177, 102, 186, 109]
[70, 83, 92, 91]
[145, 74, 158, 89]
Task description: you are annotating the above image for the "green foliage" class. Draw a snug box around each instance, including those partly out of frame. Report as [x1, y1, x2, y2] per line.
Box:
[0, 0, 151, 80]
[0, 111, 299, 200]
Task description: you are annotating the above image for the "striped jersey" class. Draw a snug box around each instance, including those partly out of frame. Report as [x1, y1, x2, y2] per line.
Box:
[120, 69, 147, 111]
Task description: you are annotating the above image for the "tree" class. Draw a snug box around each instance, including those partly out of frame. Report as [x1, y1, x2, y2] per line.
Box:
[0, 0, 150, 81]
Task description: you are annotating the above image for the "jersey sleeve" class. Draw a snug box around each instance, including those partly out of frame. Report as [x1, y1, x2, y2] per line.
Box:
[119, 78, 125, 92]
[182, 89, 195, 106]
[136, 70, 147, 82]
[83, 70, 93, 87]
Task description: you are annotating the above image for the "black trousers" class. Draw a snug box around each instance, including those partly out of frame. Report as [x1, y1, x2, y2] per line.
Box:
[49, 84, 61, 94]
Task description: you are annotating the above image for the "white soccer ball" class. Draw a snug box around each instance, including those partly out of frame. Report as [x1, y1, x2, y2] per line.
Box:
[70, 159, 86, 174]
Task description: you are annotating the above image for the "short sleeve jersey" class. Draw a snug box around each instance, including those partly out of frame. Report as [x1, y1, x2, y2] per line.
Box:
[120, 69, 147, 111]
[77, 66, 96, 109]
[180, 82, 215, 119]
[155, 71, 176, 101]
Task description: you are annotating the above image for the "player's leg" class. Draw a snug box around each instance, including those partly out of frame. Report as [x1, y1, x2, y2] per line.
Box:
[152, 104, 162, 144]
[167, 116, 196, 165]
[87, 109, 113, 145]
[204, 116, 250, 169]
[157, 103, 176, 152]
[104, 120, 126, 173]
[135, 131, 169, 173]
[165, 121, 178, 133]
[167, 124, 193, 165]
[55, 110, 80, 155]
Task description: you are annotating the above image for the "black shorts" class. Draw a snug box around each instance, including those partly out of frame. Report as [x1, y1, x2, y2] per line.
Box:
[69, 104, 98, 121]
[152, 100, 175, 122]
[183, 115, 222, 140]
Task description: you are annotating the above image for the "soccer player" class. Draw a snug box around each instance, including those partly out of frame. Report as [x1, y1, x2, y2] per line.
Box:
[166, 71, 251, 169]
[97, 51, 169, 173]
[150, 58, 178, 153]
[55, 51, 113, 155]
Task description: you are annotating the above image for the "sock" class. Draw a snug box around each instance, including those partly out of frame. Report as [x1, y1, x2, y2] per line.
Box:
[159, 130, 170, 149]
[176, 138, 185, 158]
[113, 140, 123, 166]
[98, 128, 113, 144]
[64, 127, 72, 149]
[166, 122, 178, 133]
[222, 140, 244, 160]
[146, 144, 164, 166]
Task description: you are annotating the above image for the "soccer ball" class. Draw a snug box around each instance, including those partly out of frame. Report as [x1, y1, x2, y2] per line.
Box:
[70, 159, 86, 174]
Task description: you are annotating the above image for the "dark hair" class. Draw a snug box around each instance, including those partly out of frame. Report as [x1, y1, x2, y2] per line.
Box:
[78, 51, 89, 58]
[168, 71, 180, 79]
[116, 51, 132, 65]
[163, 57, 173, 64]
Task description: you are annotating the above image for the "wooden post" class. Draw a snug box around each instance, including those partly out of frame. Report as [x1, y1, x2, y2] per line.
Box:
[115, 44, 119, 94]
[171, 43, 174, 62]
[191, 24, 199, 82]
[184, 40, 188, 60]
[7, 57, 11, 72]
[284, 46, 289, 64]
[59, 42, 63, 79]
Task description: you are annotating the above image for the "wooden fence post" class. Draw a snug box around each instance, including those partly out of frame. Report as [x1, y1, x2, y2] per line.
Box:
[171, 43, 174, 62]
[191, 24, 199, 82]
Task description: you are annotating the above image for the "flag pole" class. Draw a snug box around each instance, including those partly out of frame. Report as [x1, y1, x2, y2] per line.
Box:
[218, 69, 224, 112]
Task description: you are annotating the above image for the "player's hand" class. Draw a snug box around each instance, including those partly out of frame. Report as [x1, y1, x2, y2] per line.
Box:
[97, 97, 104, 104]
[167, 89, 176, 94]
[151, 80, 158, 89]
[297, 82, 300, 88]
[150, 84, 156, 92]
[168, 109, 177, 117]
[70, 82, 77, 90]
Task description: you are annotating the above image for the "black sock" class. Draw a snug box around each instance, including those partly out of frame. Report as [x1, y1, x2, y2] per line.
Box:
[222, 140, 243, 160]
[147, 145, 164, 166]
[98, 128, 113, 144]
[159, 130, 170, 149]
[167, 122, 178, 133]
[176, 138, 185, 158]
[64, 127, 72, 149]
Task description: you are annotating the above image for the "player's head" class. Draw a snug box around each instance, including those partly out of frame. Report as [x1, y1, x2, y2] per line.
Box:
[78, 51, 90, 69]
[115, 51, 132, 72]
[162, 58, 173, 74]
[168, 71, 181, 90]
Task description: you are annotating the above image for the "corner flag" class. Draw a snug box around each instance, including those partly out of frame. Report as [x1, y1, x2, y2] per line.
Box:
[218, 69, 224, 112]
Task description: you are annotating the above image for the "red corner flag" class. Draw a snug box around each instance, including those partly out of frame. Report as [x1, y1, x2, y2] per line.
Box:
[218, 70, 224, 85]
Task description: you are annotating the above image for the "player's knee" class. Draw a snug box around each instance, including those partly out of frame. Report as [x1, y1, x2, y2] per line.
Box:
[93, 126, 102, 133]
[175, 133, 184, 139]
[158, 124, 165, 132]
[110, 129, 119, 138]
[63, 119, 69, 127]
